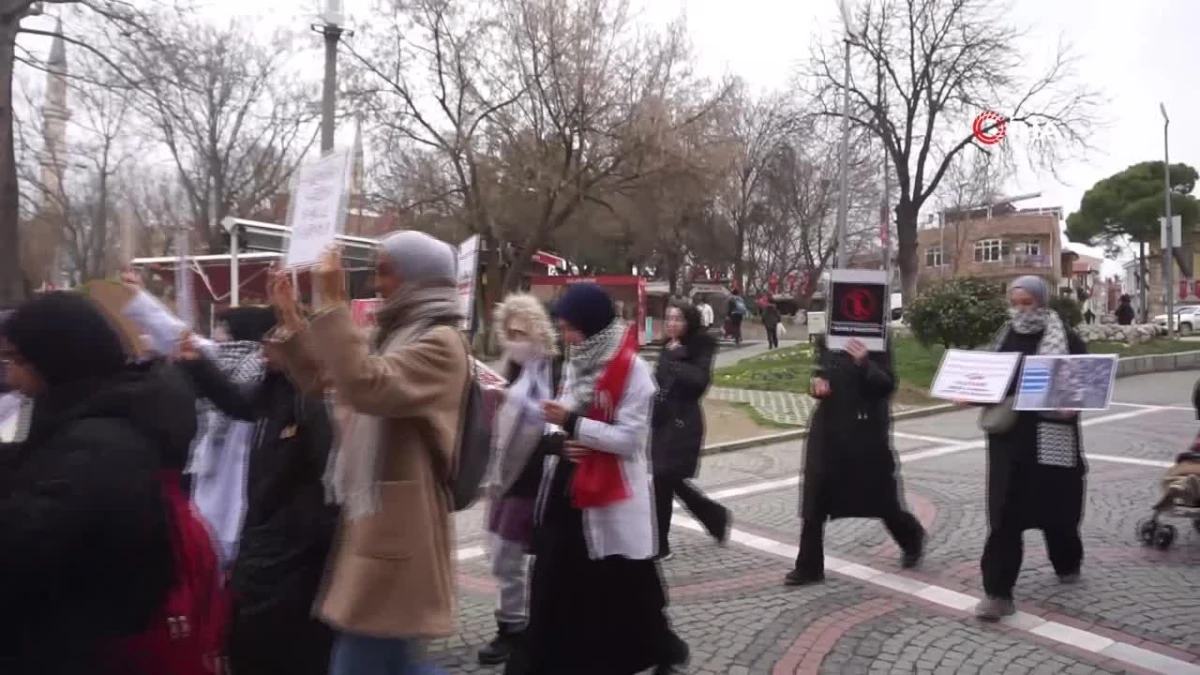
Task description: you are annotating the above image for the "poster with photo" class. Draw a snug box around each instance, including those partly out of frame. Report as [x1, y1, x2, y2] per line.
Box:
[1014, 354, 1119, 411]
[826, 268, 889, 351]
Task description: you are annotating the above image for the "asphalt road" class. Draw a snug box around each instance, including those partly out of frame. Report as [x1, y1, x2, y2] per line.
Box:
[434, 369, 1200, 675]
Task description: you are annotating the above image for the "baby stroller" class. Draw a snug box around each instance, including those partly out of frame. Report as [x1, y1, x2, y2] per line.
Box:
[1136, 378, 1200, 550]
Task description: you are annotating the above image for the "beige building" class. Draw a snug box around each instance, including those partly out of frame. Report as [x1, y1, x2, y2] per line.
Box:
[916, 201, 1069, 289]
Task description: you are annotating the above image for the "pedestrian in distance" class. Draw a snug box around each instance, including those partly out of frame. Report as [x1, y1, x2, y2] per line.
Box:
[785, 334, 926, 587]
[651, 302, 731, 560]
[762, 301, 782, 349]
[267, 231, 471, 675]
[726, 288, 747, 346]
[970, 275, 1088, 621]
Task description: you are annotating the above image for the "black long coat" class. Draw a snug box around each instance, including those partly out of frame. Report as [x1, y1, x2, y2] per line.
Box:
[800, 339, 903, 521]
[651, 334, 716, 479]
[985, 329, 1088, 531]
[182, 358, 337, 670]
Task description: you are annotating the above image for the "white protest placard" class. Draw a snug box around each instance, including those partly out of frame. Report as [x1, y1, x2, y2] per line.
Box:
[457, 235, 480, 331]
[930, 349, 1022, 404]
[284, 149, 354, 268]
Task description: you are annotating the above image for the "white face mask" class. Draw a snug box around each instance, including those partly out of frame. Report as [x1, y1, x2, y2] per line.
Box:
[507, 339, 536, 364]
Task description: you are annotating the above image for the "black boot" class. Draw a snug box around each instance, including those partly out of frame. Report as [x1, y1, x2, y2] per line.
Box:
[654, 630, 690, 674]
[478, 622, 523, 665]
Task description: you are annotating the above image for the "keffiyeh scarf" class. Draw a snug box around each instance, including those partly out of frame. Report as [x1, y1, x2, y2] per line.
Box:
[988, 308, 1069, 355]
[190, 340, 266, 477]
[560, 319, 627, 413]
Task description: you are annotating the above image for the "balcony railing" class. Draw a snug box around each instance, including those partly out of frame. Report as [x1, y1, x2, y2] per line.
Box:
[1000, 253, 1052, 268]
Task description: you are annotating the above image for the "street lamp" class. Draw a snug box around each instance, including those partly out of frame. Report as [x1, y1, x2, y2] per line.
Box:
[1160, 103, 1174, 336]
[834, 0, 855, 269]
[312, 0, 352, 155]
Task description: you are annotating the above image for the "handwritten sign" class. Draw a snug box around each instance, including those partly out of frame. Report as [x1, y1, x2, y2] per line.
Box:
[284, 149, 354, 268]
[457, 235, 480, 331]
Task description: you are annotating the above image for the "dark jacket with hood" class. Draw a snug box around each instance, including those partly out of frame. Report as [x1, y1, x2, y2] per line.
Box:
[651, 304, 717, 478]
[0, 293, 177, 675]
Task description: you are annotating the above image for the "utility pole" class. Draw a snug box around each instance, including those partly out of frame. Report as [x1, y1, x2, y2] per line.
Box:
[313, 0, 347, 155]
[1161, 103, 1175, 335]
[835, 0, 856, 269]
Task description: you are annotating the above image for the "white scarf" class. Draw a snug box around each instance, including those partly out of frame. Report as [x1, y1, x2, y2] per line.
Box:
[989, 308, 1069, 355]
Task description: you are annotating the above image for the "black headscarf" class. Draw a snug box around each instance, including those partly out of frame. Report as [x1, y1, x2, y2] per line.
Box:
[219, 306, 277, 343]
[553, 283, 616, 338]
[2, 292, 128, 389]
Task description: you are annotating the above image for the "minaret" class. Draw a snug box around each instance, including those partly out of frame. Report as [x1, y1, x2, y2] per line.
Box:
[35, 21, 69, 286]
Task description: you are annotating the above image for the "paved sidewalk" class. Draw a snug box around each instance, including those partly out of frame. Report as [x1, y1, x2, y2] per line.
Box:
[707, 387, 925, 426]
[434, 369, 1200, 674]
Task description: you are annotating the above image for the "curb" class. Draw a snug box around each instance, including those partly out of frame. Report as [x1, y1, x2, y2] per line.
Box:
[700, 350, 1200, 457]
[700, 402, 954, 456]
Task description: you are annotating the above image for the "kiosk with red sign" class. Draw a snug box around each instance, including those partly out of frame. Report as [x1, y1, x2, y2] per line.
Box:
[527, 275, 649, 345]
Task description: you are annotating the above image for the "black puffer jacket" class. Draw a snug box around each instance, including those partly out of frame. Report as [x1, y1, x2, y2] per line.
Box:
[0, 367, 179, 674]
[651, 305, 717, 479]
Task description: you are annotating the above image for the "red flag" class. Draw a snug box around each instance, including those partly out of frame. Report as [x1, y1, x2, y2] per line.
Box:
[571, 324, 639, 509]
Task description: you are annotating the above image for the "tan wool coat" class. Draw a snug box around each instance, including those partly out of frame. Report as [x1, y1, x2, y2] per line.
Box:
[275, 305, 468, 638]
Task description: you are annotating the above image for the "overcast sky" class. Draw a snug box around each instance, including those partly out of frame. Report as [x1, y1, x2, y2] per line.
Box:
[35, 0, 1199, 274]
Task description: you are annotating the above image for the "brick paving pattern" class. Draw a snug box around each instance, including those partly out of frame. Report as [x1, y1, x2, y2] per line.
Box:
[428, 369, 1200, 674]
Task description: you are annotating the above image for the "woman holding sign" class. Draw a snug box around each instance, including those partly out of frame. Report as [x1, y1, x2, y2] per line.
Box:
[973, 275, 1089, 622]
[785, 334, 926, 587]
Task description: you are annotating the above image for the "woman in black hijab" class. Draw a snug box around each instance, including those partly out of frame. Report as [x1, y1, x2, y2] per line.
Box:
[0, 292, 176, 674]
[651, 302, 730, 559]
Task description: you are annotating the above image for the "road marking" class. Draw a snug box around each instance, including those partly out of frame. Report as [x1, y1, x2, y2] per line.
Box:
[1088, 454, 1171, 469]
[1111, 401, 1194, 412]
[669, 515, 1200, 675]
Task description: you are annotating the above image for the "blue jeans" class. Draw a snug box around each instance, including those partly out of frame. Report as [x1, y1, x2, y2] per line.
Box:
[328, 632, 445, 675]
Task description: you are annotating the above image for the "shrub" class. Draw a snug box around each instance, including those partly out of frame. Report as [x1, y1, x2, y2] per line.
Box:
[1049, 295, 1083, 327]
[905, 277, 1008, 348]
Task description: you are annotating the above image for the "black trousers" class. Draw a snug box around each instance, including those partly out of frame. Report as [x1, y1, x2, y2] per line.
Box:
[981, 523, 1082, 600]
[794, 508, 924, 575]
[729, 314, 744, 345]
[653, 476, 729, 555]
[227, 607, 334, 675]
[765, 325, 779, 349]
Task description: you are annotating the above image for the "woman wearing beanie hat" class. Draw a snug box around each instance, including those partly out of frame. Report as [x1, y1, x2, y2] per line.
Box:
[0, 292, 176, 673]
[509, 283, 689, 675]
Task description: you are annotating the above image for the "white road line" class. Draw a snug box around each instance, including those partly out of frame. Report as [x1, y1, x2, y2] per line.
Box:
[669, 514, 1200, 675]
[1111, 401, 1194, 412]
[1088, 454, 1171, 469]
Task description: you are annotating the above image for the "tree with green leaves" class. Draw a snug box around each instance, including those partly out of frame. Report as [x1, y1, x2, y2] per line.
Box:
[1066, 161, 1200, 256]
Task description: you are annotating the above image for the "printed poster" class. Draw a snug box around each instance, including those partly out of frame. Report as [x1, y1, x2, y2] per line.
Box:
[929, 349, 1022, 404]
[826, 268, 888, 351]
[1014, 354, 1119, 411]
[457, 235, 480, 332]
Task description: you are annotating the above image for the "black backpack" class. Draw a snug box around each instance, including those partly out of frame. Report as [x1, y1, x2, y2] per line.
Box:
[440, 335, 493, 512]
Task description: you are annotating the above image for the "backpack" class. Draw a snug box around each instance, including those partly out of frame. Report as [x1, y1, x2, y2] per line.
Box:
[438, 336, 495, 512]
[110, 471, 230, 675]
[730, 295, 747, 316]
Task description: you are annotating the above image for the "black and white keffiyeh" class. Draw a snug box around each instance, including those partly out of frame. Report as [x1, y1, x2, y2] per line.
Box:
[561, 319, 627, 414]
[988, 308, 1069, 355]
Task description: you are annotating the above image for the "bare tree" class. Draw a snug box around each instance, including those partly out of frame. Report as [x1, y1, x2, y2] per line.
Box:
[930, 150, 1009, 275]
[749, 119, 880, 305]
[0, 0, 145, 302]
[804, 0, 1101, 302]
[489, 0, 728, 291]
[15, 49, 138, 284]
[111, 9, 319, 251]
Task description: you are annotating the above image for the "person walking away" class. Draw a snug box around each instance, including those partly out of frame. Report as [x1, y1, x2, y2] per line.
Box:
[511, 283, 689, 675]
[1083, 307, 1095, 324]
[762, 301, 782, 349]
[268, 232, 468, 675]
[970, 275, 1087, 621]
[726, 288, 747, 346]
[0, 293, 177, 674]
[188, 306, 278, 569]
[785, 334, 925, 587]
[1115, 294, 1135, 325]
[476, 293, 564, 665]
[176, 308, 338, 675]
[652, 303, 731, 560]
[696, 298, 714, 332]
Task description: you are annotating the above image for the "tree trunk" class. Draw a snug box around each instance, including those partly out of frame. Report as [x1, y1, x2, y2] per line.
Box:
[0, 19, 25, 304]
[895, 200, 920, 304]
[733, 216, 746, 290]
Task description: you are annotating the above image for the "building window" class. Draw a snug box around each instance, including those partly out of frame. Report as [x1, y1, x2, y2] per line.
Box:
[1013, 240, 1041, 256]
[925, 246, 943, 268]
[974, 239, 1005, 263]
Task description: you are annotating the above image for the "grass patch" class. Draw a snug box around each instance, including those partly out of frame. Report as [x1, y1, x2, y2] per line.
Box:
[729, 401, 798, 429]
[713, 336, 1199, 401]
